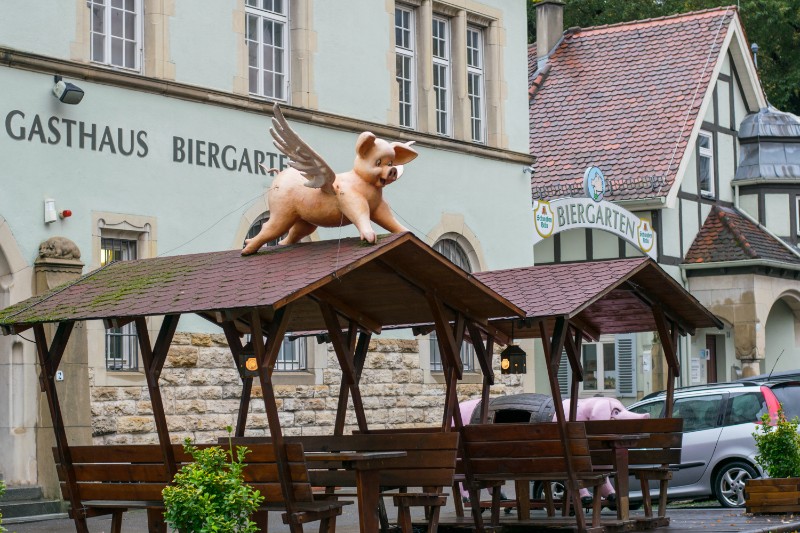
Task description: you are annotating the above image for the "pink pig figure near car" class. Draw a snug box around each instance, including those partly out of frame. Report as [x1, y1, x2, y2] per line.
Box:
[555, 397, 650, 505]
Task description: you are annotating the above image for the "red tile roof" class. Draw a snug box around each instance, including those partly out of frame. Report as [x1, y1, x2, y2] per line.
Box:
[0, 233, 524, 333]
[684, 206, 800, 265]
[529, 7, 736, 202]
[475, 257, 722, 336]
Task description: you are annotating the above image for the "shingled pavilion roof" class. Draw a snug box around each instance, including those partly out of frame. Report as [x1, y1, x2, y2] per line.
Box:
[475, 257, 723, 339]
[0, 232, 524, 335]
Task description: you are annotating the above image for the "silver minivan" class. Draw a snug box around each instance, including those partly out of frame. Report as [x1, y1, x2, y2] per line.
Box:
[627, 379, 800, 507]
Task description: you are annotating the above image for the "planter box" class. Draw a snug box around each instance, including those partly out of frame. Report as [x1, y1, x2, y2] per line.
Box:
[745, 478, 800, 514]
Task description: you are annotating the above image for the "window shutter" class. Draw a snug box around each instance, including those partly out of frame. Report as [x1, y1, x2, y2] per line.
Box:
[557, 349, 571, 398]
[615, 334, 636, 397]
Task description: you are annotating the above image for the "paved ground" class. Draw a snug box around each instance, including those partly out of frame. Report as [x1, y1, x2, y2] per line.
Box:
[3, 486, 800, 533]
[6, 503, 800, 533]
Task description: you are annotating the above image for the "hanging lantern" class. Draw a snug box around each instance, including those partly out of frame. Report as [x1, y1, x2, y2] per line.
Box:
[500, 344, 527, 375]
[238, 342, 260, 378]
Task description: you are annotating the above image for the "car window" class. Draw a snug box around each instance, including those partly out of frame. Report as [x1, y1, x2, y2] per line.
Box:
[724, 392, 766, 426]
[630, 400, 665, 418]
[770, 384, 800, 420]
[674, 394, 723, 432]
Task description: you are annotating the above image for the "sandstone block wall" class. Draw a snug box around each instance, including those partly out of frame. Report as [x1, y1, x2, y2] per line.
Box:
[90, 334, 524, 444]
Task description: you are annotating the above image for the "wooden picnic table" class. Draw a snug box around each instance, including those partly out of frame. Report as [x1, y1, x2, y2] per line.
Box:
[305, 451, 407, 533]
[587, 433, 648, 522]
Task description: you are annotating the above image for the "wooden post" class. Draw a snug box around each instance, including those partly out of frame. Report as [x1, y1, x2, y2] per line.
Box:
[654, 306, 680, 417]
[135, 315, 180, 479]
[319, 303, 370, 433]
[467, 322, 494, 424]
[221, 321, 252, 437]
[540, 318, 586, 530]
[250, 306, 301, 531]
[564, 325, 584, 421]
[32, 323, 88, 533]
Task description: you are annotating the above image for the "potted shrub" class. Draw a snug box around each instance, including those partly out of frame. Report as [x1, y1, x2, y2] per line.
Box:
[746, 407, 800, 513]
[162, 429, 264, 532]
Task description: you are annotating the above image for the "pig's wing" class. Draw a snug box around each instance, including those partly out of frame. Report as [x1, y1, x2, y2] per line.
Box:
[270, 103, 335, 194]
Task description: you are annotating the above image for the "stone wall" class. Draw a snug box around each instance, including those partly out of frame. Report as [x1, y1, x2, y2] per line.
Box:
[90, 334, 525, 445]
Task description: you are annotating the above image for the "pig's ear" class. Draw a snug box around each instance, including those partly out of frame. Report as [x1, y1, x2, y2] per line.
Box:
[392, 141, 418, 165]
[592, 399, 612, 420]
[355, 132, 377, 159]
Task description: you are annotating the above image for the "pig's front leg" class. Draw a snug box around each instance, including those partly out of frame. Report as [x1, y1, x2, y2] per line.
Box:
[337, 189, 376, 243]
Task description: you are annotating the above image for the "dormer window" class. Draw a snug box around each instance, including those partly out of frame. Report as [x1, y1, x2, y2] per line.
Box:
[698, 130, 715, 197]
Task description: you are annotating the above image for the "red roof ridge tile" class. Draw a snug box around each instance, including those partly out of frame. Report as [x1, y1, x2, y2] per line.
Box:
[716, 206, 760, 260]
[567, 6, 736, 38]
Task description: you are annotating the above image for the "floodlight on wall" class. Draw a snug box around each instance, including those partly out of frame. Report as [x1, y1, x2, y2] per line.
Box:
[52, 75, 84, 105]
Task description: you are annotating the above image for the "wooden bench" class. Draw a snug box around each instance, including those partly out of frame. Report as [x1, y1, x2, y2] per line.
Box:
[229, 432, 459, 533]
[583, 417, 683, 528]
[460, 422, 608, 533]
[53, 442, 348, 532]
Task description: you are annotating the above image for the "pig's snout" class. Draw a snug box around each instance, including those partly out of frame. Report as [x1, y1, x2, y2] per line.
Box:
[386, 166, 398, 183]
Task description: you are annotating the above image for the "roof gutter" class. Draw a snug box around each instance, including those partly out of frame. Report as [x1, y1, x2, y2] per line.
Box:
[615, 196, 668, 210]
[681, 258, 800, 273]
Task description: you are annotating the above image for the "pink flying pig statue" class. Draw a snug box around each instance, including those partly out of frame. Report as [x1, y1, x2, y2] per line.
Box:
[241, 104, 418, 255]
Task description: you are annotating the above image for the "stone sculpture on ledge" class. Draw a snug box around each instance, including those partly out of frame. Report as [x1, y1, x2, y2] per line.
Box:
[242, 104, 418, 255]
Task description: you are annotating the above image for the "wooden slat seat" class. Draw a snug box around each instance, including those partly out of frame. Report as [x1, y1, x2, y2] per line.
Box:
[460, 422, 609, 532]
[582, 417, 683, 529]
[53, 442, 349, 532]
[228, 431, 459, 533]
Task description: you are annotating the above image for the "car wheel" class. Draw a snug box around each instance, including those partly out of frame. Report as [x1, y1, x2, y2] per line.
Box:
[714, 461, 758, 508]
[532, 480, 566, 501]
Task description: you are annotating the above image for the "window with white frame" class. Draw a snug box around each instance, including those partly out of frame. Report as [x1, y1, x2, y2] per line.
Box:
[796, 197, 800, 236]
[90, 0, 142, 71]
[558, 334, 636, 397]
[101, 238, 139, 371]
[246, 0, 288, 100]
[432, 16, 451, 137]
[466, 26, 485, 143]
[395, 6, 416, 129]
[245, 214, 307, 370]
[698, 130, 715, 197]
[430, 238, 474, 371]
[582, 341, 616, 392]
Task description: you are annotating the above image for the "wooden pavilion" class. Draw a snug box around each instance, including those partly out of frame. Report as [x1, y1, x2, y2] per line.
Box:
[0, 232, 524, 532]
[472, 257, 724, 527]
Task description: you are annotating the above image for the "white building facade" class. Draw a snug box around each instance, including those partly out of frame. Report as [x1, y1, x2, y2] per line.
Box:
[0, 0, 534, 496]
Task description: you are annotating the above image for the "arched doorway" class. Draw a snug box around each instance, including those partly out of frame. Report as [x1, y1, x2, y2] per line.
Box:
[764, 293, 800, 376]
[0, 226, 37, 486]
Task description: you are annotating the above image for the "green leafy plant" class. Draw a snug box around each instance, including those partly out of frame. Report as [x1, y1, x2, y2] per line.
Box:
[0, 478, 6, 533]
[162, 428, 264, 533]
[753, 407, 800, 479]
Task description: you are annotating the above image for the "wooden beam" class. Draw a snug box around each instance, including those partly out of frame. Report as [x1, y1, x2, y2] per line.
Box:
[320, 303, 369, 433]
[33, 323, 87, 533]
[311, 287, 382, 334]
[564, 325, 584, 422]
[467, 321, 494, 386]
[135, 316, 178, 478]
[426, 292, 463, 380]
[221, 321, 252, 438]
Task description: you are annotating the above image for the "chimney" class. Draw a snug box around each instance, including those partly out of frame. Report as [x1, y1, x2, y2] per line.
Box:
[536, 0, 565, 62]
